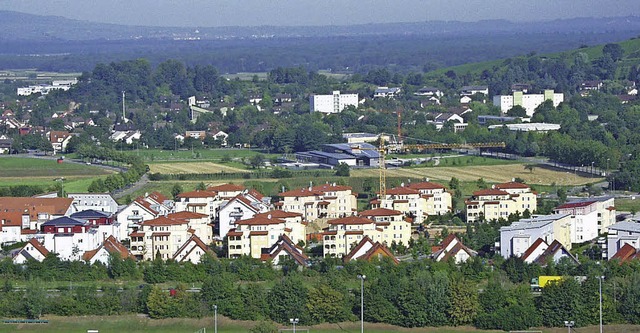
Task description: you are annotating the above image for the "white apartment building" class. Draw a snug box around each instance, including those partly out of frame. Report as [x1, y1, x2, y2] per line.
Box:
[553, 197, 616, 243]
[493, 90, 564, 116]
[68, 193, 119, 213]
[606, 221, 640, 260]
[310, 91, 359, 114]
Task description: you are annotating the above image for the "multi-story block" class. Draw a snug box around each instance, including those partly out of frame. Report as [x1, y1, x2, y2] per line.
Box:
[493, 89, 564, 116]
[276, 184, 357, 221]
[115, 198, 161, 241]
[0, 197, 75, 245]
[499, 213, 572, 258]
[322, 214, 411, 258]
[371, 182, 451, 223]
[207, 183, 246, 200]
[68, 193, 119, 213]
[466, 182, 537, 222]
[554, 197, 615, 235]
[310, 90, 359, 114]
[606, 220, 640, 260]
[174, 190, 219, 220]
[217, 190, 270, 239]
[227, 211, 306, 259]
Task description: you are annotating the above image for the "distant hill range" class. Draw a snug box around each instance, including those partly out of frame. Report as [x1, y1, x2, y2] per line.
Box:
[2, 10, 640, 41]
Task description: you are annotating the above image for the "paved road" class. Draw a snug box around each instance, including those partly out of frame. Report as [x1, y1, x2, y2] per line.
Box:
[112, 174, 149, 200]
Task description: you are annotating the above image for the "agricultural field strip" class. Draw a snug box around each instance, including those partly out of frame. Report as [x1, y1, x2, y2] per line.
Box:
[148, 162, 248, 174]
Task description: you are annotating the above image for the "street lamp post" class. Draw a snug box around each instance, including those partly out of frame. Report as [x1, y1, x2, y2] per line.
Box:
[214, 304, 218, 333]
[357, 274, 366, 333]
[592, 161, 595, 177]
[55, 177, 65, 197]
[289, 318, 299, 333]
[564, 320, 574, 333]
[599, 276, 605, 333]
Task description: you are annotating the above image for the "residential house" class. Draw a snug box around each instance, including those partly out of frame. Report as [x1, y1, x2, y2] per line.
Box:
[499, 213, 572, 258]
[414, 87, 444, 97]
[465, 182, 537, 223]
[185, 131, 207, 140]
[68, 193, 119, 213]
[431, 234, 476, 263]
[262, 234, 310, 267]
[174, 190, 219, 220]
[115, 197, 161, 241]
[493, 90, 564, 116]
[173, 234, 214, 264]
[373, 87, 401, 99]
[41, 216, 100, 261]
[0, 197, 75, 245]
[321, 215, 410, 258]
[207, 183, 245, 200]
[227, 212, 306, 259]
[343, 236, 399, 264]
[13, 238, 49, 264]
[430, 112, 467, 132]
[82, 235, 134, 266]
[460, 85, 489, 96]
[211, 131, 229, 147]
[372, 182, 451, 223]
[49, 131, 72, 153]
[276, 183, 357, 221]
[521, 238, 579, 266]
[217, 192, 270, 239]
[610, 243, 640, 263]
[606, 221, 640, 260]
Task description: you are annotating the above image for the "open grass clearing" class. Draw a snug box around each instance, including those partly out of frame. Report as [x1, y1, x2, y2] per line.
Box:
[148, 162, 249, 174]
[352, 164, 601, 186]
[122, 148, 277, 163]
[0, 315, 635, 333]
[0, 157, 111, 178]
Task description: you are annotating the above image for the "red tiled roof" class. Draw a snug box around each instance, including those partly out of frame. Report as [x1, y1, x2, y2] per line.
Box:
[83, 236, 134, 261]
[250, 231, 269, 236]
[25, 238, 49, 257]
[345, 230, 364, 235]
[255, 210, 302, 219]
[0, 197, 73, 221]
[472, 189, 509, 196]
[167, 211, 209, 220]
[393, 200, 409, 203]
[152, 232, 171, 237]
[359, 208, 403, 217]
[237, 216, 285, 226]
[611, 243, 637, 263]
[227, 230, 243, 237]
[129, 231, 144, 237]
[328, 216, 374, 225]
[148, 191, 168, 204]
[173, 234, 215, 261]
[521, 238, 547, 261]
[495, 182, 530, 190]
[247, 189, 265, 201]
[556, 201, 597, 209]
[141, 216, 188, 226]
[133, 198, 159, 215]
[407, 182, 446, 190]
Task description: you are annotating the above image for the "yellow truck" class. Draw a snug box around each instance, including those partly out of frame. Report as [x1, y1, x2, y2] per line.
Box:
[530, 276, 586, 292]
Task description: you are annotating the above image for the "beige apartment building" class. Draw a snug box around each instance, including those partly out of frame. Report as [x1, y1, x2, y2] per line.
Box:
[276, 184, 357, 221]
[371, 182, 452, 223]
[466, 182, 537, 222]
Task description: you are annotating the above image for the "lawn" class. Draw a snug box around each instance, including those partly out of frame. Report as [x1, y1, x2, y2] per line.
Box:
[0, 157, 111, 178]
[614, 197, 640, 213]
[0, 316, 634, 333]
[148, 162, 249, 174]
[124, 148, 277, 163]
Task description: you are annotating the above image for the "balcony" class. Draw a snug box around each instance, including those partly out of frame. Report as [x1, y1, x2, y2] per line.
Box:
[127, 215, 143, 221]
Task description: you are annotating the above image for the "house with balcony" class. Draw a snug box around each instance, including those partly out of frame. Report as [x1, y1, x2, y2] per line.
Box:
[466, 182, 537, 223]
[129, 216, 190, 261]
[276, 183, 357, 221]
[372, 182, 451, 223]
[218, 193, 271, 239]
[174, 190, 220, 220]
[226, 212, 306, 259]
[499, 213, 572, 259]
[115, 198, 161, 241]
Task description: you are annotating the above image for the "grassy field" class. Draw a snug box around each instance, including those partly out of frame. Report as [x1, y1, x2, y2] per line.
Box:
[123, 148, 277, 163]
[613, 197, 640, 213]
[352, 164, 600, 186]
[0, 316, 636, 333]
[148, 162, 249, 174]
[0, 157, 113, 193]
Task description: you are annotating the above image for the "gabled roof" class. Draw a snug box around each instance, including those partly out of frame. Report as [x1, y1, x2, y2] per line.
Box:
[207, 183, 245, 192]
[246, 189, 265, 201]
[407, 182, 446, 190]
[19, 238, 49, 258]
[141, 216, 188, 226]
[147, 192, 169, 204]
[432, 234, 477, 262]
[82, 235, 134, 261]
[133, 198, 159, 215]
[226, 195, 259, 213]
[166, 211, 209, 220]
[70, 209, 111, 219]
[359, 208, 403, 217]
[521, 238, 548, 262]
[611, 243, 640, 265]
[495, 182, 531, 190]
[328, 216, 374, 225]
[343, 236, 399, 264]
[172, 234, 215, 262]
[177, 190, 217, 199]
[533, 240, 579, 266]
[265, 234, 309, 266]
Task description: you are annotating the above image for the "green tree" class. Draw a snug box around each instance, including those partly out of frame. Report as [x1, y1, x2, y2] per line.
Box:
[335, 162, 350, 177]
[171, 184, 183, 200]
[146, 286, 173, 319]
[306, 284, 351, 324]
[447, 278, 479, 325]
[25, 279, 45, 319]
[249, 321, 278, 333]
[195, 182, 207, 191]
[250, 154, 265, 169]
[268, 275, 309, 324]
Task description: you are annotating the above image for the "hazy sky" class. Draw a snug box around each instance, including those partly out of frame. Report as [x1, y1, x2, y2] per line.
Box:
[1, 0, 640, 27]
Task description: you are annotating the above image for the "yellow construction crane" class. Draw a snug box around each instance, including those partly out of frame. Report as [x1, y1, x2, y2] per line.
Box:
[400, 142, 506, 152]
[378, 136, 386, 197]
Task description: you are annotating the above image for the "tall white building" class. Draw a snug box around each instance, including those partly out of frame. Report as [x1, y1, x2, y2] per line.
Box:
[493, 90, 564, 116]
[310, 91, 359, 114]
